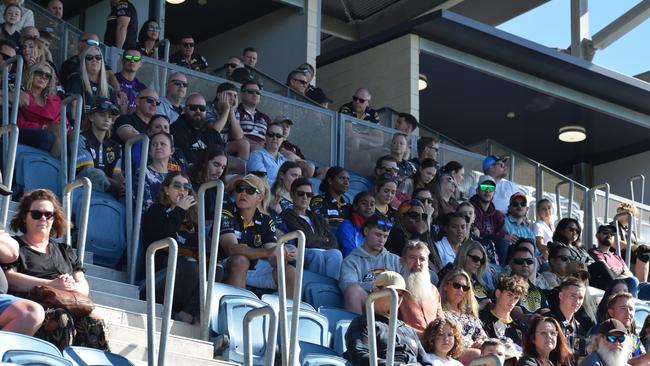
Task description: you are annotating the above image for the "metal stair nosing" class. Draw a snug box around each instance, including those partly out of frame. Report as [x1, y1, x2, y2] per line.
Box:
[90, 289, 162, 316]
[94, 304, 202, 339]
[86, 275, 140, 299]
[109, 339, 237, 366]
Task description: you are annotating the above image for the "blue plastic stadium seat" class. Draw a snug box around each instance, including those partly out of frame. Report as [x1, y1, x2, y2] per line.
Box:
[302, 354, 350, 366]
[73, 191, 126, 268]
[305, 283, 344, 309]
[348, 173, 371, 193]
[333, 319, 352, 356]
[298, 341, 339, 363]
[302, 270, 338, 292]
[3, 350, 72, 366]
[15, 144, 62, 196]
[309, 177, 322, 195]
[286, 308, 329, 346]
[209, 283, 258, 336]
[63, 346, 134, 366]
[217, 295, 272, 365]
[0, 330, 61, 358]
[317, 306, 357, 344]
[261, 294, 315, 312]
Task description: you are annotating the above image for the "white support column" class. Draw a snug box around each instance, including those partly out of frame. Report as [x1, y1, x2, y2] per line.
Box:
[570, 0, 589, 59]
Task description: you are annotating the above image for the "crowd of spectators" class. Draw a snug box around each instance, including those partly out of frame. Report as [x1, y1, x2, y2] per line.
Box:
[1, 2, 650, 365]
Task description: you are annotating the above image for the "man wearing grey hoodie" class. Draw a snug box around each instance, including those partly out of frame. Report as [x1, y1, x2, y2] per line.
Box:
[339, 214, 402, 314]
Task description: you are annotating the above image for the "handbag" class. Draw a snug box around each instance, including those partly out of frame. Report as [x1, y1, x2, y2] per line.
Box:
[28, 285, 95, 318]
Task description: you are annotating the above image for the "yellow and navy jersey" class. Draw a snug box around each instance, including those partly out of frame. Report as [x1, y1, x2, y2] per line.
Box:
[220, 203, 277, 249]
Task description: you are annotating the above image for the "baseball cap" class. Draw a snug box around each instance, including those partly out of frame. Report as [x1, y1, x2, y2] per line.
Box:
[509, 192, 527, 204]
[231, 174, 266, 198]
[599, 318, 627, 336]
[216, 82, 237, 94]
[373, 271, 410, 295]
[482, 155, 508, 172]
[89, 97, 119, 115]
[597, 224, 616, 233]
[273, 115, 293, 125]
[478, 175, 496, 186]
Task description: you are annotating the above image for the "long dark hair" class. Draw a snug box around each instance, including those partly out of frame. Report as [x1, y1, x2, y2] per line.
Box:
[137, 19, 160, 46]
[188, 145, 227, 185]
[522, 316, 572, 366]
[414, 158, 437, 190]
[552, 218, 581, 245]
[320, 166, 345, 194]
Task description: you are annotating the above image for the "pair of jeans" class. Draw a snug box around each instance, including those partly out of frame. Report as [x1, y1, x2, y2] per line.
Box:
[304, 248, 343, 280]
[18, 127, 54, 151]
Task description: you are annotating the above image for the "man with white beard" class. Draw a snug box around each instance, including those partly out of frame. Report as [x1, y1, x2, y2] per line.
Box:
[582, 318, 632, 366]
[397, 241, 444, 335]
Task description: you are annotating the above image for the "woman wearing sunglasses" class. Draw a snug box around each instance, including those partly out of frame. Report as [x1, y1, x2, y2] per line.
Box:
[552, 218, 593, 265]
[442, 241, 493, 308]
[67, 46, 120, 117]
[142, 172, 201, 324]
[247, 122, 289, 186]
[136, 19, 161, 59]
[440, 268, 486, 352]
[15, 61, 63, 156]
[431, 172, 459, 222]
[5, 189, 109, 350]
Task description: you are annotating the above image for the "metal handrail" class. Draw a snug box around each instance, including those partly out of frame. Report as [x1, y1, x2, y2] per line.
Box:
[366, 288, 399, 366]
[588, 183, 610, 246]
[555, 181, 575, 220]
[275, 230, 306, 366]
[62, 178, 91, 263]
[2, 55, 23, 166]
[630, 174, 645, 238]
[59, 94, 83, 186]
[612, 212, 634, 268]
[196, 180, 225, 340]
[243, 306, 278, 366]
[0, 124, 17, 227]
[146, 237, 178, 366]
[125, 134, 150, 284]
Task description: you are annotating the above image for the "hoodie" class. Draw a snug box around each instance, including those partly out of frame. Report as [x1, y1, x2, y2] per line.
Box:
[339, 246, 401, 292]
[470, 195, 506, 241]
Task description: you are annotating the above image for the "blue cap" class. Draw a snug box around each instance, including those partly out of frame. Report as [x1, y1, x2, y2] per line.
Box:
[482, 155, 508, 172]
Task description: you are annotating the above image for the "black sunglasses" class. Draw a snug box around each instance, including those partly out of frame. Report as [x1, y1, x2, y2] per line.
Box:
[467, 254, 486, 264]
[352, 96, 367, 103]
[171, 80, 188, 88]
[171, 181, 192, 191]
[416, 197, 433, 204]
[29, 210, 54, 220]
[512, 258, 534, 266]
[266, 132, 284, 139]
[139, 96, 161, 106]
[33, 70, 52, 80]
[243, 89, 261, 95]
[295, 191, 313, 198]
[85, 55, 103, 62]
[405, 212, 427, 222]
[511, 201, 527, 208]
[599, 230, 614, 237]
[451, 282, 470, 291]
[187, 104, 206, 112]
[235, 184, 260, 195]
[183, 42, 194, 48]
[225, 63, 238, 68]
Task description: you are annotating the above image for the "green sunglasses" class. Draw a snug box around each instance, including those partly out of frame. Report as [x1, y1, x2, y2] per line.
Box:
[479, 184, 496, 192]
[123, 54, 142, 62]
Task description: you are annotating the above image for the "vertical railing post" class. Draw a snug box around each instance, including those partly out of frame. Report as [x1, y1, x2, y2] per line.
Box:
[243, 306, 278, 366]
[630, 174, 645, 238]
[508, 153, 515, 182]
[568, 181, 575, 219]
[59, 94, 83, 188]
[612, 212, 634, 268]
[62, 178, 92, 263]
[125, 134, 150, 284]
[366, 288, 399, 366]
[146, 237, 178, 366]
[0, 124, 17, 227]
[2, 55, 23, 165]
[588, 183, 610, 246]
[555, 181, 570, 220]
[534, 165, 543, 220]
[196, 180, 225, 340]
[275, 231, 306, 366]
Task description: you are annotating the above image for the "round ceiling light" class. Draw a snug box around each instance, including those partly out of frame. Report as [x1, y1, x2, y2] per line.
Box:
[418, 74, 428, 91]
[166, 0, 185, 4]
[558, 125, 586, 142]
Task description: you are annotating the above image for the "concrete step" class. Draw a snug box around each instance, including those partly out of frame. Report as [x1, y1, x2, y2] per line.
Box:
[87, 275, 140, 299]
[105, 323, 214, 359]
[85, 263, 128, 283]
[94, 304, 201, 339]
[109, 339, 236, 366]
[91, 290, 162, 316]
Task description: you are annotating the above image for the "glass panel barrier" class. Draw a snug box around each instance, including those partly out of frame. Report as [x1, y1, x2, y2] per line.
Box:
[592, 190, 650, 243]
[437, 144, 485, 201]
[25, 0, 82, 68]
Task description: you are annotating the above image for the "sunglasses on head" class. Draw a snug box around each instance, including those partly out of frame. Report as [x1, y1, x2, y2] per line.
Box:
[235, 184, 260, 195]
[243, 89, 261, 95]
[81, 38, 100, 46]
[187, 104, 206, 112]
[512, 258, 534, 266]
[479, 184, 496, 192]
[29, 210, 54, 220]
[511, 201, 527, 208]
[183, 42, 194, 48]
[33, 70, 52, 80]
[451, 282, 470, 291]
[376, 219, 394, 232]
[294, 190, 313, 198]
[139, 96, 160, 106]
[405, 211, 427, 222]
[170, 79, 188, 88]
[266, 132, 284, 139]
[171, 181, 192, 191]
[123, 54, 142, 62]
[85, 54, 103, 62]
[467, 254, 485, 264]
[352, 96, 367, 103]
[606, 335, 626, 343]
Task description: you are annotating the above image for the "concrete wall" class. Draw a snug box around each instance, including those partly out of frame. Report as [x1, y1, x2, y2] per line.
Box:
[316, 34, 420, 121]
[593, 150, 650, 205]
[197, 5, 316, 83]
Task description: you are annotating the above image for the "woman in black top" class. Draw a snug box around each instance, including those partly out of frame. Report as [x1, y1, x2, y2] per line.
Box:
[5, 189, 109, 350]
[136, 19, 161, 59]
[518, 316, 572, 366]
[552, 218, 592, 265]
[142, 171, 201, 324]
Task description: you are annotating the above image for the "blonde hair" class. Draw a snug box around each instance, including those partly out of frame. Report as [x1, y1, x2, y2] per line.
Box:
[24, 61, 55, 99]
[617, 202, 639, 217]
[440, 268, 479, 318]
[80, 46, 109, 98]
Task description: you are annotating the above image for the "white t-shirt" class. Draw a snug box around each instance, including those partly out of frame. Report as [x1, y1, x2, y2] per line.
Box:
[533, 219, 554, 245]
[427, 353, 463, 366]
[435, 237, 456, 267]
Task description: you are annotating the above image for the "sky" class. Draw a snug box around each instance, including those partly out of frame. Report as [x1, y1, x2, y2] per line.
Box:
[498, 0, 650, 77]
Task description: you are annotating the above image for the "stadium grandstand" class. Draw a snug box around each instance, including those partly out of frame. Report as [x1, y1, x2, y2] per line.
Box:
[0, 0, 649, 365]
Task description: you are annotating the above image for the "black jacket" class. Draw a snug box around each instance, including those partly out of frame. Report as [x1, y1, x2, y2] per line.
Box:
[280, 209, 338, 249]
[345, 314, 433, 366]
